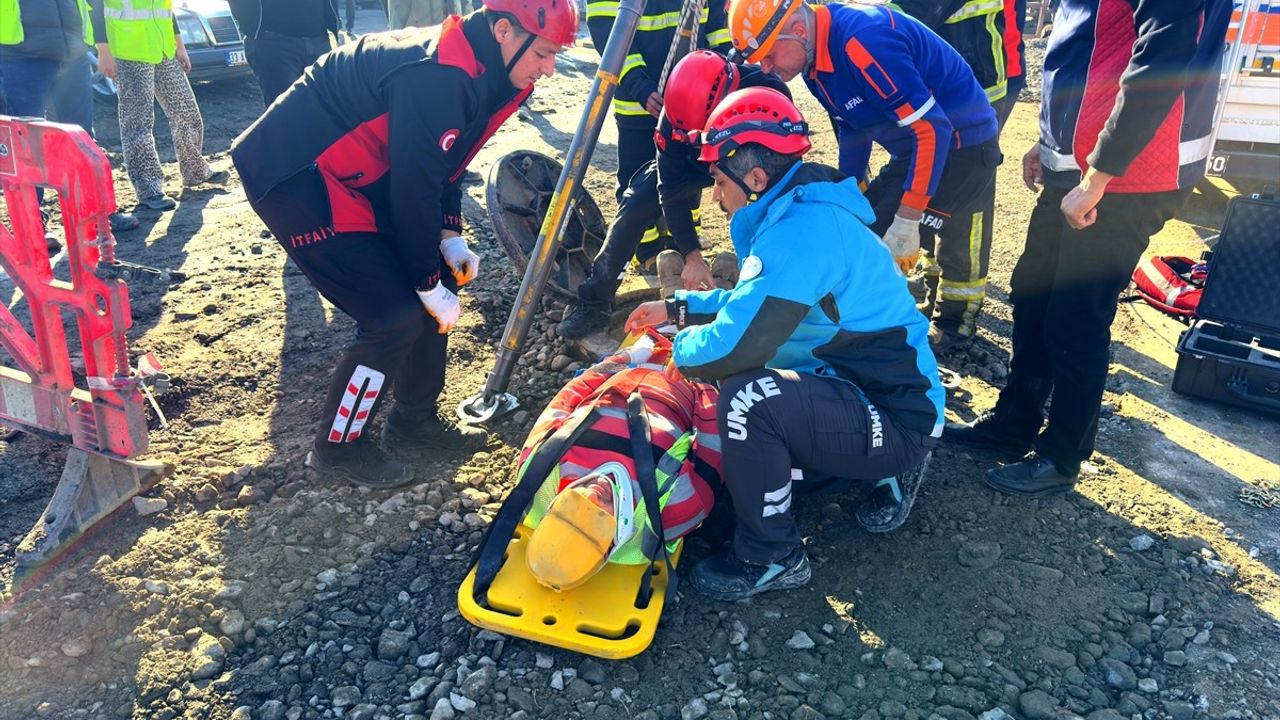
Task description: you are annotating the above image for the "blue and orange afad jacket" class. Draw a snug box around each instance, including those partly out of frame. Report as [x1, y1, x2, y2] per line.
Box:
[1039, 0, 1231, 194]
[231, 12, 529, 290]
[668, 163, 946, 441]
[804, 3, 998, 212]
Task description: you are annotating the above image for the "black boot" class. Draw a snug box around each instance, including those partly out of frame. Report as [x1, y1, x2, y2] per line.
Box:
[690, 547, 811, 601]
[856, 451, 931, 534]
[944, 410, 1036, 455]
[382, 406, 488, 453]
[306, 440, 412, 488]
[557, 301, 610, 339]
[984, 452, 1079, 497]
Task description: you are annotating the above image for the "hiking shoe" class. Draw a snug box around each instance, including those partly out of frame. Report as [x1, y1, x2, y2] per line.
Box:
[690, 547, 811, 601]
[109, 211, 140, 232]
[855, 451, 931, 533]
[137, 194, 177, 211]
[557, 301, 610, 339]
[306, 440, 412, 488]
[382, 410, 488, 453]
[929, 323, 972, 354]
[984, 453, 1078, 497]
[711, 251, 739, 289]
[656, 249, 685, 299]
[187, 169, 230, 187]
[944, 410, 1035, 454]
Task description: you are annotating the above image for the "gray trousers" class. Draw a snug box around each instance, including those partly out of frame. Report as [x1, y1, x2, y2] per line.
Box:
[115, 56, 212, 199]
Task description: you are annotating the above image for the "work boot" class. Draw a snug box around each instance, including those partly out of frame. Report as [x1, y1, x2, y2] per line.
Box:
[711, 251, 739, 289]
[40, 210, 62, 254]
[109, 211, 140, 232]
[306, 440, 412, 488]
[186, 169, 230, 187]
[382, 407, 489, 453]
[984, 453, 1079, 497]
[928, 323, 972, 355]
[690, 546, 811, 601]
[656, 249, 685, 299]
[944, 410, 1035, 455]
[855, 451, 931, 534]
[137, 194, 177, 211]
[557, 300, 610, 339]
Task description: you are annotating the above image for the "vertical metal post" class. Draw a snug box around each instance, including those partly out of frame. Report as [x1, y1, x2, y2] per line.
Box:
[458, 0, 649, 423]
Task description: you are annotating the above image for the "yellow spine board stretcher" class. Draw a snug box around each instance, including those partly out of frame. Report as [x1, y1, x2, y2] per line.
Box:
[458, 526, 682, 659]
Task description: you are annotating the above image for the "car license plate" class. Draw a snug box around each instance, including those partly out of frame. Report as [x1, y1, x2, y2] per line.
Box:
[226, 50, 247, 67]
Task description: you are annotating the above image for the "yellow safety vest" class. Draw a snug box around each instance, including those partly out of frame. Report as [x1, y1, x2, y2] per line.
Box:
[0, 0, 94, 47]
[102, 0, 175, 63]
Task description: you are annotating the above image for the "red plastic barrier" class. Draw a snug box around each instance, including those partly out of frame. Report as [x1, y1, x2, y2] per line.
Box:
[0, 117, 148, 458]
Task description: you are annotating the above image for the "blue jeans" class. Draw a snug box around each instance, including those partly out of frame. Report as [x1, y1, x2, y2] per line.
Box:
[0, 52, 92, 131]
[0, 52, 95, 206]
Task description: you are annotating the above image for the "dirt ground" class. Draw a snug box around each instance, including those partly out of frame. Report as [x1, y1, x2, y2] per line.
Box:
[1, 17, 1278, 720]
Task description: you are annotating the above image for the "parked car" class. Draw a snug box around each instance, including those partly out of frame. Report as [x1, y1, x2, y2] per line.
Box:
[89, 0, 252, 100]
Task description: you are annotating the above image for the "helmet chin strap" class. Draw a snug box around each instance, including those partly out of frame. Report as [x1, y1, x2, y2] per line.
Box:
[717, 163, 762, 204]
[505, 32, 538, 75]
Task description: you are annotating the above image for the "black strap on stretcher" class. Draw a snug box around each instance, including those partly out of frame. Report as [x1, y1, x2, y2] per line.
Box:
[468, 389, 681, 607]
[470, 408, 601, 601]
[627, 390, 679, 606]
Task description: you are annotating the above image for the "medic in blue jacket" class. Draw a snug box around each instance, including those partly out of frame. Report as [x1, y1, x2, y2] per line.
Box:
[625, 89, 943, 602]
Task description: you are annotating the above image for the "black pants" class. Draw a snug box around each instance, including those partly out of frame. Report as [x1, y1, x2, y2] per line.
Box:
[992, 185, 1189, 471]
[246, 169, 453, 447]
[866, 138, 1002, 335]
[993, 73, 1026, 131]
[717, 369, 931, 564]
[577, 160, 694, 305]
[243, 32, 333, 107]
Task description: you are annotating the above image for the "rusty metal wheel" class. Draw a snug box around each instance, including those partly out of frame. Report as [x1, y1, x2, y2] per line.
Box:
[486, 150, 607, 299]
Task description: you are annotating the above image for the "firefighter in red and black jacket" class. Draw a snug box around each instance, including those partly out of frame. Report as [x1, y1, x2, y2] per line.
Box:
[230, 0, 579, 488]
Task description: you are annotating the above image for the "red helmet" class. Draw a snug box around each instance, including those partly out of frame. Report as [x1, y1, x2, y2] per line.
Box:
[664, 50, 741, 132]
[697, 87, 810, 163]
[484, 0, 580, 48]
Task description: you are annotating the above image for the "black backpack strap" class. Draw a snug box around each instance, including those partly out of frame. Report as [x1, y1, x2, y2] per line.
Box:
[470, 408, 601, 601]
[627, 391, 678, 606]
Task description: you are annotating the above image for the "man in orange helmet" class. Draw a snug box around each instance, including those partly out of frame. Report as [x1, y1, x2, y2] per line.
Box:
[626, 89, 943, 601]
[232, 0, 578, 488]
[726, 0, 1001, 350]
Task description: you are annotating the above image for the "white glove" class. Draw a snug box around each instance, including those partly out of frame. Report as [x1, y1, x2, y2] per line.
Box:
[417, 283, 460, 333]
[440, 235, 480, 286]
[881, 214, 921, 262]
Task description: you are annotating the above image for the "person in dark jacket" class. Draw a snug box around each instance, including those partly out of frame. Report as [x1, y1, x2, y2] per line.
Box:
[0, 0, 137, 236]
[626, 89, 944, 601]
[231, 0, 579, 488]
[586, 0, 731, 265]
[947, 0, 1231, 495]
[557, 50, 788, 339]
[227, 0, 339, 106]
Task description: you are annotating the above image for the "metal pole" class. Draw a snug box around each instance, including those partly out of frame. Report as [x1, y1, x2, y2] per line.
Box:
[458, 0, 649, 424]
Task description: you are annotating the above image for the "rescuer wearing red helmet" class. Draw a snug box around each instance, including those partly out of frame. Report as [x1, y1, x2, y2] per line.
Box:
[585, 0, 731, 268]
[625, 89, 945, 601]
[558, 50, 790, 339]
[231, 0, 578, 488]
